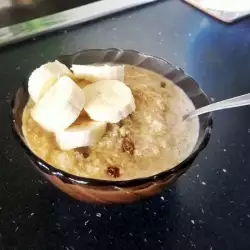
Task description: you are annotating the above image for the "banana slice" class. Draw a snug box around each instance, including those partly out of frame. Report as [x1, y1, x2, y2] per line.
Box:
[71, 64, 124, 82]
[55, 120, 107, 150]
[28, 60, 73, 102]
[83, 80, 136, 123]
[31, 76, 85, 132]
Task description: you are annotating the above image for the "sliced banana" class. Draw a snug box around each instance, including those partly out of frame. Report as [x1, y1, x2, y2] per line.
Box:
[71, 64, 124, 82]
[55, 120, 107, 150]
[83, 80, 136, 123]
[28, 60, 73, 103]
[31, 76, 85, 132]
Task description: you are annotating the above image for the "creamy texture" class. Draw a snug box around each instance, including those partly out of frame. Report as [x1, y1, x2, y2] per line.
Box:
[22, 65, 199, 180]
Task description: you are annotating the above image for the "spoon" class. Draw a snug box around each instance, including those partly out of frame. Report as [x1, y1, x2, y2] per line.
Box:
[184, 93, 250, 120]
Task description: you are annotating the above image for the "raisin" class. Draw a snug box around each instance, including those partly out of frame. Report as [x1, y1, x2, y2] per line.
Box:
[122, 136, 135, 155]
[75, 147, 90, 158]
[106, 166, 120, 178]
[160, 81, 166, 88]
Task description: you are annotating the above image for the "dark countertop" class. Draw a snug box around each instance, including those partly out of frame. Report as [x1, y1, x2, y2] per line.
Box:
[1, 0, 250, 249]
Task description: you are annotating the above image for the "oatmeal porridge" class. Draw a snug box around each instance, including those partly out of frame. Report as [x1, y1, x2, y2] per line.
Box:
[22, 65, 199, 180]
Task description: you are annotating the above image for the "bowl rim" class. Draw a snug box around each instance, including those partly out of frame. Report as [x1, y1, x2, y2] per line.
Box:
[11, 48, 213, 188]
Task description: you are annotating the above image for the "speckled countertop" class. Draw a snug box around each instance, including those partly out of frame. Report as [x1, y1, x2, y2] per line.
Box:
[1, 0, 250, 249]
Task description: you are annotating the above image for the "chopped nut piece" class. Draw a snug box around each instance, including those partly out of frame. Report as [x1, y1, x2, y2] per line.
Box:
[160, 81, 166, 88]
[122, 136, 135, 155]
[106, 166, 120, 178]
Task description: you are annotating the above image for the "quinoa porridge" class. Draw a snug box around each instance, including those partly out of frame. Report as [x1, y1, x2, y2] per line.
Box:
[22, 65, 199, 180]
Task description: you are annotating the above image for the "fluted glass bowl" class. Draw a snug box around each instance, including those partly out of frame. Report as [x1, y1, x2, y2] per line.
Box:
[11, 49, 212, 203]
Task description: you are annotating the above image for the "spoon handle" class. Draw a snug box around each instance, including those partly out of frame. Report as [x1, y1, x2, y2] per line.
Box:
[185, 93, 250, 120]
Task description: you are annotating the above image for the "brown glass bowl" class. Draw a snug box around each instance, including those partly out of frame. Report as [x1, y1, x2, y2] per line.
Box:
[11, 48, 212, 204]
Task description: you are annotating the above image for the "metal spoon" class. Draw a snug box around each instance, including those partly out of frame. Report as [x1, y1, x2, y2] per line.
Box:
[184, 93, 250, 120]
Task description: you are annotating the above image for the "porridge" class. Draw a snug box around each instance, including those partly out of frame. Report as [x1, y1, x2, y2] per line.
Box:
[22, 64, 199, 180]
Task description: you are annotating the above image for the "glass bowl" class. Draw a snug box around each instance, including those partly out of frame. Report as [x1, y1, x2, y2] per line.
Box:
[11, 48, 212, 203]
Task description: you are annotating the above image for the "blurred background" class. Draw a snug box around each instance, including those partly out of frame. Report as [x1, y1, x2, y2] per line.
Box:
[0, 0, 98, 28]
